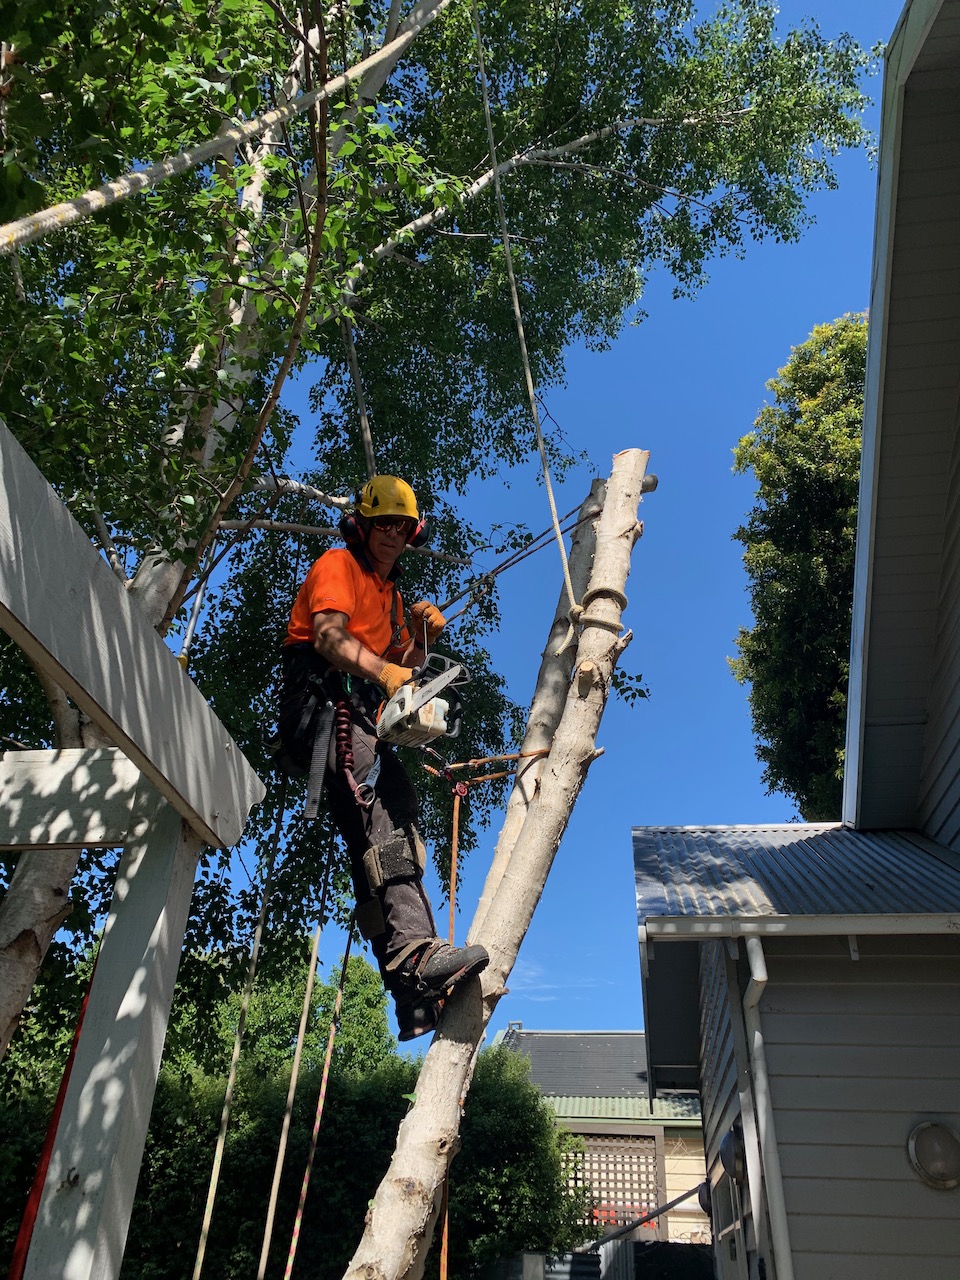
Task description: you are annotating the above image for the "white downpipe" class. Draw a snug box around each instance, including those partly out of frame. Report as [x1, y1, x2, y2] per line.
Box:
[743, 936, 795, 1280]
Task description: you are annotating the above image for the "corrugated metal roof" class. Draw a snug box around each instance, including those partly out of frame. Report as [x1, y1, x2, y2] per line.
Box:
[543, 1094, 702, 1124]
[634, 824, 960, 931]
[500, 1029, 649, 1097]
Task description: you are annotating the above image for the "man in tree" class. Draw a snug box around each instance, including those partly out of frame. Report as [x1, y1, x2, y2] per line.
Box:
[280, 475, 488, 1040]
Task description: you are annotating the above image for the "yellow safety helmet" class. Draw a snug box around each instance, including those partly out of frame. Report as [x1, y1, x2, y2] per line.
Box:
[356, 476, 420, 523]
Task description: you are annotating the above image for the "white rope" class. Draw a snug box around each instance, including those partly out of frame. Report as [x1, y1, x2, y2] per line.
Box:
[0, 0, 452, 256]
[470, 0, 579, 622]
[341, 316, 378, 479]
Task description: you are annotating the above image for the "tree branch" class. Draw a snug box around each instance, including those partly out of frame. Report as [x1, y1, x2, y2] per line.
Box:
[0, 0, 454, 255]
[87, 497, 130, 583]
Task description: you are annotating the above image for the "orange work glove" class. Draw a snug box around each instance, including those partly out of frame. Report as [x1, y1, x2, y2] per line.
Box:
[410, 600, 446, 645]
[378, 662, 415, 699]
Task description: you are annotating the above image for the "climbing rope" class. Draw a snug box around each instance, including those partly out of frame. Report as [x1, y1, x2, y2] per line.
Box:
[284, 918, 356, 1279]
[470, 0, 579, 625]
[191, 776, 288, 1280]
[255, 841, 336, 1280]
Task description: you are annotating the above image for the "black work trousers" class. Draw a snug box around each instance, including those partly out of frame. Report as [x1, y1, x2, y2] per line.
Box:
[279, 645, 436, 989]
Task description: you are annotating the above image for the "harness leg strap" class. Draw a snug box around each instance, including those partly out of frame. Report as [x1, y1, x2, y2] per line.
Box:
[361, 826, 426, 892]
[304, 699, 337, 820]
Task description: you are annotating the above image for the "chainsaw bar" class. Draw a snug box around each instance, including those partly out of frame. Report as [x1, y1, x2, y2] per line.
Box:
[405, 654, 471, 717]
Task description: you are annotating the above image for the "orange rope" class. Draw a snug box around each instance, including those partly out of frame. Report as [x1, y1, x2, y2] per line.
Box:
[439, 782, 465, 1280]
[442, 748, 550, 772]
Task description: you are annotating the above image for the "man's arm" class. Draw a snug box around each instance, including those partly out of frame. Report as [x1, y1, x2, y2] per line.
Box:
[313, 611, 413, 693]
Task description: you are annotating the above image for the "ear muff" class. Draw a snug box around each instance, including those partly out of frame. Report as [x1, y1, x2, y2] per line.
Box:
[406, 516, 431, 549]
[338, 496, 364, 546]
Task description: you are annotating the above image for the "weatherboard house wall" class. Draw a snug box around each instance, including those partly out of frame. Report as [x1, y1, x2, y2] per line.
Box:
[635, 826, 960, 1280]
[633, 3, 960, 1279]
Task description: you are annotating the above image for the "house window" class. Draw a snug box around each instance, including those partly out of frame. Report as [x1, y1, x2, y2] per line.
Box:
[567, 1133, 662, 1232]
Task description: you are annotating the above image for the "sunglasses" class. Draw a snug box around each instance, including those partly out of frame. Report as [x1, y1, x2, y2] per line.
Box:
[371, 516, 413, 533]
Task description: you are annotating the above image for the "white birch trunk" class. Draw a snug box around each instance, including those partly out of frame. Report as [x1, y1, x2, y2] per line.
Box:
[471, 477, 605, 936]
[343, 448, 650, 1280]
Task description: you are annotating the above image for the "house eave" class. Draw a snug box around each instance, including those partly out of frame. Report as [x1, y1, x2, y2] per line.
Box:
[644, 912, 960, 940]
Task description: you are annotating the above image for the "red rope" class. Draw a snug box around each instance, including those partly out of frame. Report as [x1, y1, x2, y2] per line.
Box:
[8, 957, 98, 1280]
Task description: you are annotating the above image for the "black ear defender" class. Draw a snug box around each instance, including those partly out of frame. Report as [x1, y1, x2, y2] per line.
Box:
[338, 489, 364, 546]
[406, 516, 431, 548]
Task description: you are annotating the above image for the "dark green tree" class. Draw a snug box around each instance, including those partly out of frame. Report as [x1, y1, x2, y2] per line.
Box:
[0, 959, 586, 1280]
[450, 1046, 589, 1274]
[731, 313, 867, 819]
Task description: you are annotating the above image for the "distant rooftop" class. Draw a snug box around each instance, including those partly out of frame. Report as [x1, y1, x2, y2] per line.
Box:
[497, 1025, 702, 1124]
[499, 1026, 649, 1098]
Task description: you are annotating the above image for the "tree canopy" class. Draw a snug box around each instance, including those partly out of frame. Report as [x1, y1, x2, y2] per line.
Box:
[731, 313, 867, 819]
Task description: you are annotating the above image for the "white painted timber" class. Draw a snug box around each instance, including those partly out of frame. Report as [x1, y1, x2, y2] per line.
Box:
[0, 423, 264, 846]
[0, 749, 140, 849]
[22, 782, 203, 1280]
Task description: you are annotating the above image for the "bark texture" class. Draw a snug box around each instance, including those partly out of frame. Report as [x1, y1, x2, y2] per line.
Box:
[343, 448, 650, 1280]
[471, 477, 605, 935]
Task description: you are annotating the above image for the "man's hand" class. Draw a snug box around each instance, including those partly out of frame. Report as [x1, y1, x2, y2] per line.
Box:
[410, 600, 446, 645]
[379, 662, 415, 699]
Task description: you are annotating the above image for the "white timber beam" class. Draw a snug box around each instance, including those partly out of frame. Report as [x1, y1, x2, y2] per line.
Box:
[0, 749, 140, 850]
[0, 422, 265, 847]
[21, 781, 203, 1280]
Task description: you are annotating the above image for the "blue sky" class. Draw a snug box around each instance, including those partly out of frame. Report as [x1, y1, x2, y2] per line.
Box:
[301, 0, 907, 1045]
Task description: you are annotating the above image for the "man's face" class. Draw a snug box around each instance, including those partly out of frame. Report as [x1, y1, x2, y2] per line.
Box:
[368, 516, 412, 564]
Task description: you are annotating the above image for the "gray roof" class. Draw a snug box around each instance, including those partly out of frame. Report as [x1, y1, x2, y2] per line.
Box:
[499, 1028, 649, 1097]
[498, 1026, 702, 1125]
[634, 824, 960, 936]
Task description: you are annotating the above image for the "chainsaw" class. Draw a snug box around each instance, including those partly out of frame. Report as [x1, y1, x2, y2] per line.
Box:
[376, 654, 470, 747]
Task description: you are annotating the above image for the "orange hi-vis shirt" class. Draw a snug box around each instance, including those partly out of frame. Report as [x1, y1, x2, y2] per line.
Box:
[285, 547, 410, 657]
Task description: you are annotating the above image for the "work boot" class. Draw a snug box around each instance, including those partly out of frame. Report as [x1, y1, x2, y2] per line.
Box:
[395, 995, 443, 1042]
[394, 940, 489, 1002]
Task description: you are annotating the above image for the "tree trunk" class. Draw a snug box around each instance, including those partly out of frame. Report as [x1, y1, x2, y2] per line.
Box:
[471, 476, 605, 935]
[0, 847, 79, 1056]
[343, 448, 650, 1280]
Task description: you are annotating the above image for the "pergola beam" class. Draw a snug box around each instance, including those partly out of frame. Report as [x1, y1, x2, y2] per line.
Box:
[0, 423, 265, 847]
